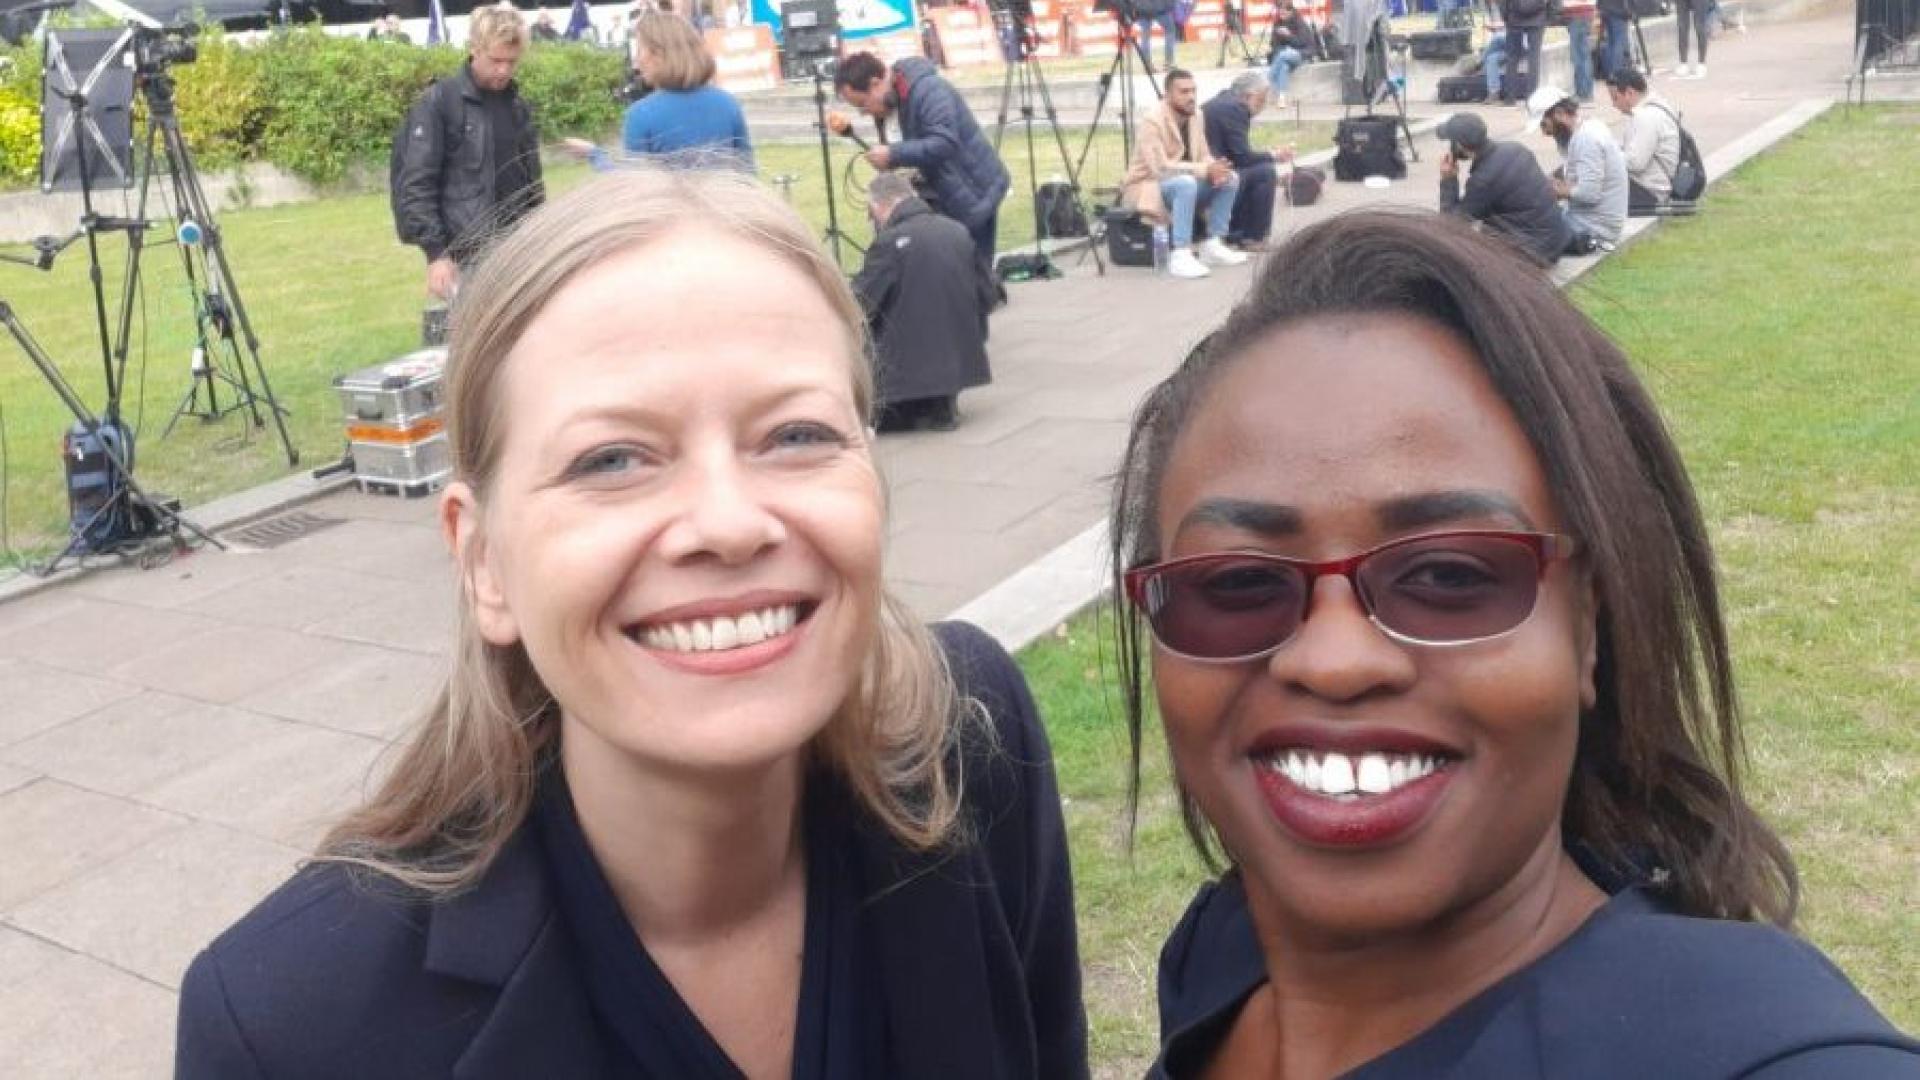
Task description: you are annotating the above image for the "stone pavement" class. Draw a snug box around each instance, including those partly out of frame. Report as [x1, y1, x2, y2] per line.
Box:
[0, 10, 1865, 1074]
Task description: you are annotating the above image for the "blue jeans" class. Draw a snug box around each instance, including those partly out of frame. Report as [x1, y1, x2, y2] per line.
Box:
[1160, 172, 1239, 248]
[1267, 45, 1304, 93]
[1136, 9, 1178, 65]
[1600, 13, 1630, 77]
[1482, 31, 1506, 97]
[1504, 23, 1543, 102]
[1566, 16, 1593, 99]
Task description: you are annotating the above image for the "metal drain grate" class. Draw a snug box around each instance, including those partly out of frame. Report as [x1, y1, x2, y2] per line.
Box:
[225, 510, 346, 550]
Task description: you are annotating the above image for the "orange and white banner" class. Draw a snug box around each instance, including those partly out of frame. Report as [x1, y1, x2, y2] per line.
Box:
[863, 27, 926, 64]
[705, 25, 779, 93]
[928, 7, 999, 66]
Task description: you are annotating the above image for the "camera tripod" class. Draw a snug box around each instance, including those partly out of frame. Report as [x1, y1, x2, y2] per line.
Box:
[128, 57, 296, 464]
[991, 3, 1105, 273]
[1348, 19, 1419, 163]
[1075, 6, 1163, 185]
[1216, 0, 1261, 67]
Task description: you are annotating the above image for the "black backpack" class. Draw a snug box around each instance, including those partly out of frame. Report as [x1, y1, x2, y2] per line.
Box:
[1648, 102, 1708, 202]
[1033, 181, 1089, 240]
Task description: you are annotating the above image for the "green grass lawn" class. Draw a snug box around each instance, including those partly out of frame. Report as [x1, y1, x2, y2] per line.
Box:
[0, 117, 1323, 569]
[1018, 104, 1920, 1076]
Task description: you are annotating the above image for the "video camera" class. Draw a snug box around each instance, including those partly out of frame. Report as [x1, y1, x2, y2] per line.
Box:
[132, 22, 198, 72]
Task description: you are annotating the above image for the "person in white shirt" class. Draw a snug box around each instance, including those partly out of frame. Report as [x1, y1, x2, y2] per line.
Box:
[1529, 84, 1627, 248]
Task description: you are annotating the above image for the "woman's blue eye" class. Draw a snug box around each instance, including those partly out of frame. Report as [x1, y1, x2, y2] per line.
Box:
[769, 422, 845, 450]
[570, 446, 642, 476]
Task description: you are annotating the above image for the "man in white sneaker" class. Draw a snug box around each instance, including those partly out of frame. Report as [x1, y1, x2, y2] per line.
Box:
[1121, 68, 1249, 279]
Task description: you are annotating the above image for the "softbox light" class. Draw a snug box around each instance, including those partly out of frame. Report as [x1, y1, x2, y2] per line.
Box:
[40, 27, 137, 195]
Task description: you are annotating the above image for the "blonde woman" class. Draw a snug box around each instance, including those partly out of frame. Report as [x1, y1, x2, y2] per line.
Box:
[175, 169, 1087, 1078]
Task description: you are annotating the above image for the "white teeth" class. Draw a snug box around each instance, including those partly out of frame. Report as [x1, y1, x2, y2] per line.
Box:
[636, 604, 802, 654]
[1262, 747, 1448, 798]
[1356, 753, 1392, 794]
[1321, 753, 1356, 795]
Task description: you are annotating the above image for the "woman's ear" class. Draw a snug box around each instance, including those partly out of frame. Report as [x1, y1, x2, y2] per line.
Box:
[441, 482, 520, 647]
[1577, 571, 1601, 712]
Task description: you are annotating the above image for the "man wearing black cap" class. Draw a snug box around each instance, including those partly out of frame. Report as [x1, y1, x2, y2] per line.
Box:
[1435, 111, 1571, 266]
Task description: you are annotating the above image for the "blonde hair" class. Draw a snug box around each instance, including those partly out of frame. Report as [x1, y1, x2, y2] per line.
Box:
[468, 4, 529, 51]
[633, 11, 716, 90]
[320, 168, 971, 892]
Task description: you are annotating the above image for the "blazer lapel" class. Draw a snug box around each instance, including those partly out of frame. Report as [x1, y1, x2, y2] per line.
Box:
[855, 825, 1023, 1080]
[420, 829, 609, 1080]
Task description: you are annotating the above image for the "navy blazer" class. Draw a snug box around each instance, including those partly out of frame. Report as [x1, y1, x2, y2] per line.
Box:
[1152, 874, 1920, 1078]
[176, 622, 1088, 1079]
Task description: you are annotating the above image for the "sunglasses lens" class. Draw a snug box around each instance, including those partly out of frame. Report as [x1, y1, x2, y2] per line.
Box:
[1141, 556, 1307, 660]
[1357, 535, 1543, 644]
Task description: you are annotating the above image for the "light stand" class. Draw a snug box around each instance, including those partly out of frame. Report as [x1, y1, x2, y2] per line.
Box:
[991, 0, 1105, 274]
[810, 67, 865, 269]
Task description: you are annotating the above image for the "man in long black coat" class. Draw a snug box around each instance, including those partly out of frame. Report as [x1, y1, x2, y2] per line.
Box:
[852, 173, 997, 433]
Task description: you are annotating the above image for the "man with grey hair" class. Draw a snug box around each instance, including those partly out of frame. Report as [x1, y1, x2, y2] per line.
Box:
[851, 172, 997, 433]
[1201, 71, 1296, 251]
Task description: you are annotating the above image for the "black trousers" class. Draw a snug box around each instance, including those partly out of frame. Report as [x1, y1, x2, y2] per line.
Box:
[1226, 161, 1278, 244]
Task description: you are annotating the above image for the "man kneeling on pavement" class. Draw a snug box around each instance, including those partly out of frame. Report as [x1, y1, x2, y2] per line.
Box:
[1203, 72, 1298, 253]
[1122, 68, 1250, 279]
[852, 173, 997, 434]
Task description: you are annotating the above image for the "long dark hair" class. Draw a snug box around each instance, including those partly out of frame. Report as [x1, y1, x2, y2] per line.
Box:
[1109, 210, 1798, 926]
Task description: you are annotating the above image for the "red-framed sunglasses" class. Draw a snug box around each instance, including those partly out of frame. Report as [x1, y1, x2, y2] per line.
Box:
[1122, 530, 1579, 663]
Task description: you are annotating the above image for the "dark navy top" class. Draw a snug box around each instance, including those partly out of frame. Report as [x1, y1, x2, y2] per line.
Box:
[535, 767, 881, 1079]
[1153, 875, 1920, 1079]
[175, 622, 1088, 1079]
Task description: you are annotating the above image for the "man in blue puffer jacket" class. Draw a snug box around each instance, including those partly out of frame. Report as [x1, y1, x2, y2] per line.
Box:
[832, 52, 1012, 271]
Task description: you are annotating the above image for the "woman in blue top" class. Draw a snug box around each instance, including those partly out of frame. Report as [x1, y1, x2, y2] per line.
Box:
[571, 12, 755, 171]
[1109, 211, 1920, 1078]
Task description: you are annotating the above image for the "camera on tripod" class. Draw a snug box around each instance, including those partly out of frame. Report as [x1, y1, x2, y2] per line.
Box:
[131, 23, 199, 73]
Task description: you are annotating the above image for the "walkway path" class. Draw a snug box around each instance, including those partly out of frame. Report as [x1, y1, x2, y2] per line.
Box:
[0, 10, 1865, 1074]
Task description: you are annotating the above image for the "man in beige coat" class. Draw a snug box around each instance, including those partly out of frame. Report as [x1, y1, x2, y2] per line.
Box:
[1121, 69, 1249, 278]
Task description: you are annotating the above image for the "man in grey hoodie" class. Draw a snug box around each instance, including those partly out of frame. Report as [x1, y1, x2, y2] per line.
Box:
[1530, 85, 1627, 249]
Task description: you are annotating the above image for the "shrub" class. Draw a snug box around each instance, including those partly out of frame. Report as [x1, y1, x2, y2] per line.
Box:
[0, 88, 37, 186]
[168, 30, 270, 172]
[256, 28, 459, 185]
[514, 43, 628, 141]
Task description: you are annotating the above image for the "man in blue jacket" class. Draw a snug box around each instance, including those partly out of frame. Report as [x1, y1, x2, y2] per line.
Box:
[1201, 72, 1296, 251]
[833, 51, 1013, 271]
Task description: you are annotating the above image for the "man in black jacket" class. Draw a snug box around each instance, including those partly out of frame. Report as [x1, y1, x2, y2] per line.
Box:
[832, 51, 1012, 272]
[1201, 72, 1296, 251]
[1436, 111, 1570, 265]
[392, 5, 545, 301]
[852, 173, 998, 433]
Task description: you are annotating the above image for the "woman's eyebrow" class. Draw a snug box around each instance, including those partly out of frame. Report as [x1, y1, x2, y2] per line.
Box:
[1176, 498, 1303, 538]
[1376, 490, 1537, 532]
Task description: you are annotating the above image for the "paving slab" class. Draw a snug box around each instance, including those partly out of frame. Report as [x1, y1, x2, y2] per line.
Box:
[0, 781, 186, 913]
[9, 821, 303, 990]
[0, 930, 176, 1080]
[0, 10, 1868, 1073]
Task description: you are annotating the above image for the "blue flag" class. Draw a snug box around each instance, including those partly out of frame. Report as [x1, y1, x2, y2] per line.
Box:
[426, 0, 446, 45]
[564, 0, 592, 40]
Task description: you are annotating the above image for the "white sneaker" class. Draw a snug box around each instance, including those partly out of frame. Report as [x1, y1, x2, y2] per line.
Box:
[1694, 63, 1707, 79]
[1199, 238, 1249, 266]
[1168, 249, 1211, 279]
[1272, 92, 1289, 110]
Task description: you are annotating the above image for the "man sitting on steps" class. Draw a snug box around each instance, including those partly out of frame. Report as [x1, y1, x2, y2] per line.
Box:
[1120, 68, 1250, 279]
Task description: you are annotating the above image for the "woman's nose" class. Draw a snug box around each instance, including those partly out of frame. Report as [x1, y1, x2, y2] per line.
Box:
[1264, 573, 1417, 702]
[656, 454, 786, 566]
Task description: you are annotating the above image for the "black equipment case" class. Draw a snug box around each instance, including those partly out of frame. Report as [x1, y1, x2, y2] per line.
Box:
[1334, 116, 1406, 181]
[1103, 209, 1155, 268]
[1409, 28, 1471, 61]
[1438, 74, 1489, 103]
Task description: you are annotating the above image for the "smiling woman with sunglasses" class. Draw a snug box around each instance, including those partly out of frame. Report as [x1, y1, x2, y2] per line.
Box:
[1110, 211, 1920, 1079]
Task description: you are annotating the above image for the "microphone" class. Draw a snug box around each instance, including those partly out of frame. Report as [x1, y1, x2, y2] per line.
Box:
[838, 128, 871, 152]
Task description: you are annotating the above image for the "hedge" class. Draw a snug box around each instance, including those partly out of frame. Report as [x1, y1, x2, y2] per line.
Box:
[0, 27, 627, 189]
